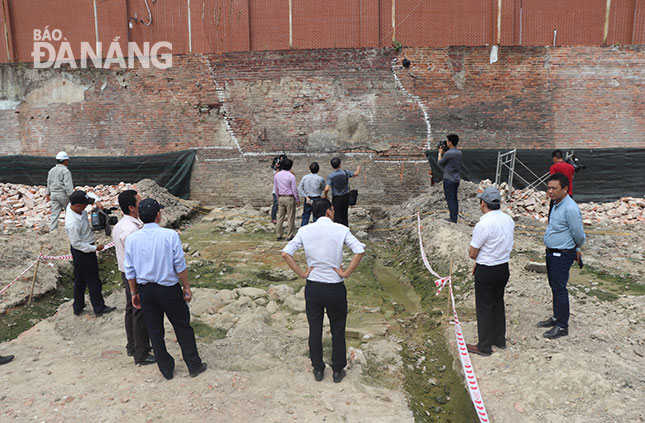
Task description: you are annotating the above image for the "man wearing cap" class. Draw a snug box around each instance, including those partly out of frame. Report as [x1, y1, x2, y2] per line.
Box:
[65, 190, 116, 317]
[466, 187, 514, 356]
[281, 199, 365, 383]
[112, 190, 155, 366]
[124, 199, 207, 380]
[46, 151, 74, 231]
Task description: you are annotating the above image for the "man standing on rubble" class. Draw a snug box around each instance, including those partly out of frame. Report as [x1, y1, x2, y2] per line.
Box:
[65, 190, 116, 317]
[46, 151, 74, 231]
[538, 173, 585, 339]
[274, 158, 299, 240]
[550, 150, 575, 197]
[281, 199, 365, 383]
[125, 199, 207, 380]
[322, 157, 361, 227]
[112, 190, 155, 366]
[466, 187, 514, 356]
[438, 134, 462, 223]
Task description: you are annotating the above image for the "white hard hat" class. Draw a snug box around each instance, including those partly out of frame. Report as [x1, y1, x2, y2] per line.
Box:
[55, 151, 69, 161]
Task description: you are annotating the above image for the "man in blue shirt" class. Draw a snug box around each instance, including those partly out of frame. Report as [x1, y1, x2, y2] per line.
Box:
[437, 134, 463, 223]
[538, 173, 586, 339]
[125, 199, 207, 380]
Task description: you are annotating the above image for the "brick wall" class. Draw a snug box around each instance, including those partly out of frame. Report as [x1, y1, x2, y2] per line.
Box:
[0, 46, 643, 205]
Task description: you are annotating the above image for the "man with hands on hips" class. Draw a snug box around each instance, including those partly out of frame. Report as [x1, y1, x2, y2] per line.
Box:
[281, 199, 365, 384]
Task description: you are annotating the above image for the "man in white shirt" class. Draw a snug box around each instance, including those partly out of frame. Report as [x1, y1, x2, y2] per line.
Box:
[46, 151, 74, 231]
[65, 190, 116, 317]
[466, 187, 514, 356]
[112, 190, 154, 366]
[282, 199, 365, 383]
[124, 199, 206, 380]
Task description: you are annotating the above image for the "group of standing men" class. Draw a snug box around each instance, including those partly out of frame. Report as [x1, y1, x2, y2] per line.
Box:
[466, 153, 584, 356]
[272, 156, 360, 240]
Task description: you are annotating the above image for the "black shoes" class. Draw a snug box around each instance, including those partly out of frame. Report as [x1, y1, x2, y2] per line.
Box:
[332, 369, 346, 383]
[493, 343, 507, 350]
[0, 355, 14, 365]
[95, 306, 117, 317]
[466, 344, 492, 357]
[543, 326, 568, 339]
[189, 362, 208, 377]
[537, 316, 557, 328]
[135, 354, 156, 366]
[313, 368, 324, 382]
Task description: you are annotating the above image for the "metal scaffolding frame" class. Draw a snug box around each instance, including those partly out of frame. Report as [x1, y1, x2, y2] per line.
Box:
[495, 149, 575, 190]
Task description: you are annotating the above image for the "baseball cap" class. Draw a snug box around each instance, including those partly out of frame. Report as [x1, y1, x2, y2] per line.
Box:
[138, 198, 165, 222]
[476, 187, 502, 204]
[56, 151, 69, 161]
[69, 190, 96, 205]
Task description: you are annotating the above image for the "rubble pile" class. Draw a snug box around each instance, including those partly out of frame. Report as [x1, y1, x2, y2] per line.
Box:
[0, 179, 199, 232]
[478, 180, 645, 225]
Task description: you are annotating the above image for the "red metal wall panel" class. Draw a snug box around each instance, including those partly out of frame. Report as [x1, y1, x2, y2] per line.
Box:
[393, 0, 496, 47]
[292, 0, 362, 49]
[520, 0, 606, 46]
[378, 0, 393, 47]
[189, 0, 249, 53]
[250, 0, 289, 51]
[96, 0, 129, 58]
[0, 0, 9, 62]
[359, 0, 380, 47]
[10, 0, 96, 63]
[608, 0, 636, 44]
[127, 0, 190, 55]
[634, 0, 645, 44]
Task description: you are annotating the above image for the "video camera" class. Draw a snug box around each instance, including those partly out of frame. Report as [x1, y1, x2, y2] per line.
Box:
[565, 154, 585, 173]
[91, 206, 119, 236]
[437, 140, 448, 152]
[271, 154, 288, 171]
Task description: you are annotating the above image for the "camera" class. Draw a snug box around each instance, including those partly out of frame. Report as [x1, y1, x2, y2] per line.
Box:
[437, 140, 448, 152]
[565, 154, 585, 173]
[91, 206, 119, 235]
[271, 154, 288, 171]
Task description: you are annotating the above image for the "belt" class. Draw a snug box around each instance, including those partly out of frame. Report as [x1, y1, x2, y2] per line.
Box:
[306, 279, 344, 285]
[545, 248, 576, 254]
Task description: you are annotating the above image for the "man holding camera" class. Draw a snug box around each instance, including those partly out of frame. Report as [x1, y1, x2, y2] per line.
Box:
[549, 150, 575, 197]
[466, 187, 514, 356]
[65, 190, 115, 317]
[112, 190, 155, 366]
[538, 173, 585, 339]
[437, 134, 463, 223]
[46, 151, 74, 231]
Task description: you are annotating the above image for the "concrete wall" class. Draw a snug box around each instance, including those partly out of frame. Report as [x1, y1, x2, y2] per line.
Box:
[0, 46, 643, 205]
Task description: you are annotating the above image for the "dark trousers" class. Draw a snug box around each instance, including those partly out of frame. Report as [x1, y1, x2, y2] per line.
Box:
[305, 280, 348, 372]
[474, 263, 509, 353]
[121, 273, 151, 362]
[70, 246, 106, 314]
[271, 193, 279, 220]
[443, 179, 460, 222]
[301, 197, 320, 227]
[545, 250, 576, 329]
[332, 193, 350, 227]
[138, 283, 202, 378]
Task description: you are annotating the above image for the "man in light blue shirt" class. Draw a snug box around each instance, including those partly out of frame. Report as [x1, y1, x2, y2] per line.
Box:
[125, 199, 206, 380]
[538, 173, 585, 339]
[298, 162, 326, 226]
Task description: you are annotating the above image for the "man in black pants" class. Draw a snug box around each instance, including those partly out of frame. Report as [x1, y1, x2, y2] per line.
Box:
[323, 157, 360, 227]
[437, 134, 463, 223]
[64, 190, 116, 317]
[282, 199, 365, 383]
[124, 199, 206, 380]
[466, 187, 515, 356]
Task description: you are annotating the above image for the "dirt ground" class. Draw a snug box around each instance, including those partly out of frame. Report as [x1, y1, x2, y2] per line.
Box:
[1, 182, 644, 422]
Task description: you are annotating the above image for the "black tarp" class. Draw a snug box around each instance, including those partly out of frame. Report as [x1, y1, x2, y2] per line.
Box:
[427, 149, 645, 203]
[0, 150, 196, 199]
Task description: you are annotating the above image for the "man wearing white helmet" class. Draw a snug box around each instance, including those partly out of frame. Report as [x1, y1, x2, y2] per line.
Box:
[46, 151, 74, 231]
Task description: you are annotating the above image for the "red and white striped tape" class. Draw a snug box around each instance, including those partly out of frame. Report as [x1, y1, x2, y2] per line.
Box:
[0, 242, 116, 297]
[0, 259, 39, 296]
[39, 242, 115, 261]
[417, 212, 490, 423]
